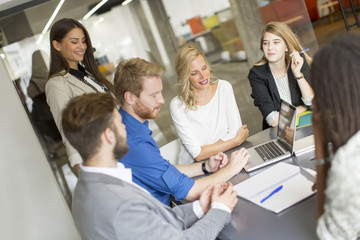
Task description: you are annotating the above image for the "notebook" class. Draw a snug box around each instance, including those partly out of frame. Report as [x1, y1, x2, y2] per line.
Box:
[244, 100, 297, 172]
[234, 162, 316, 213]
[296, 110, 312, 129]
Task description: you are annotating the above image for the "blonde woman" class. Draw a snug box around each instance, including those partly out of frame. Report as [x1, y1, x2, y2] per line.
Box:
[248, 21, 314, 129]
[170, 44, 249, 165]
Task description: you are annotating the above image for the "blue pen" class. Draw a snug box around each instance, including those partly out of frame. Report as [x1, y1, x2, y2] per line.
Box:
[300, 48, 309, 54]
[260, 185, 283, 203]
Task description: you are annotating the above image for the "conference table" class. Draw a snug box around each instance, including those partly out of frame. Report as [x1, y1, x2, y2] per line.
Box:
[218, 126, 317, 240]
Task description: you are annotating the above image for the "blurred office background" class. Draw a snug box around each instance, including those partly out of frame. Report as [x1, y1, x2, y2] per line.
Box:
[0, 0, 359, 239]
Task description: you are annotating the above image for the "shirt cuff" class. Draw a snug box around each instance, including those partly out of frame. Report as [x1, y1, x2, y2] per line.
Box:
[302, 95, 314, 106]
[266, 111, 278, 126]
[69, 153, 83, 167]
[211, 202, 231, 214]
[193, 200, 205, 219]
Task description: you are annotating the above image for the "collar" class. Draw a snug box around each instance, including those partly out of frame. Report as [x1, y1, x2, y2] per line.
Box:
[119, 107, 152, 137]
[69, 64, 86, 79]
[80, 162, 133, 184]
[80, 162, 150, 194]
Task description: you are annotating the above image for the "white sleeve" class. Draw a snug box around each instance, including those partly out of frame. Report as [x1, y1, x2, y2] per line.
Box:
[266, 111, 279, 126]
[302, 95, 314, 106]
[170, 98, 201, 159]
[220, 81, 242, 141]
[192, 200, 204, 219]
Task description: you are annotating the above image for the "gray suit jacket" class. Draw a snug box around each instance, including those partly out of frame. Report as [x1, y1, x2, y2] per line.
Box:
[72, 169, 231, 240]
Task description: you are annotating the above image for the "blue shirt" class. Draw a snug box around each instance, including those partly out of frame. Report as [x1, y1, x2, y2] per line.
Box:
[119, 108, 194, 206]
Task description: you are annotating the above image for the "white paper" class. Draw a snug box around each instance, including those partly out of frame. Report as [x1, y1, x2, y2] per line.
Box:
[234, 162, 316, 213]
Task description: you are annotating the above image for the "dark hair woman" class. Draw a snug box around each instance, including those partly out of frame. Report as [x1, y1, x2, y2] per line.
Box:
[45, 18, 114, 170]
[311, 33, 360, 239]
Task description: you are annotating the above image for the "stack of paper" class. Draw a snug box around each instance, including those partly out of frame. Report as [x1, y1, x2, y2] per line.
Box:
[233, 162, 316, 213]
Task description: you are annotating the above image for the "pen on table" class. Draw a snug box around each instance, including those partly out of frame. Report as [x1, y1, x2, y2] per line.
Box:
[260, 185, 283, 203]
[300, 48, 309, 54]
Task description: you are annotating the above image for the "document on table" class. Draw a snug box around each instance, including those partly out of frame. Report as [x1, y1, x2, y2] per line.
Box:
[233, 162, 316, 213]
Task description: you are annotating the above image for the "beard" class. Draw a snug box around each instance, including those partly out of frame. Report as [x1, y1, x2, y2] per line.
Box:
[133, 100, 161, 120]
[113, 130, 129, 160]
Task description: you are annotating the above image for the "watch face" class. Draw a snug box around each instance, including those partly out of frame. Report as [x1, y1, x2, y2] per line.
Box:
[202, 162, 210, 175]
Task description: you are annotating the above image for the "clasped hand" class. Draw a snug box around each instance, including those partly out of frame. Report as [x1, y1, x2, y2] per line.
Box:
[199, 182, 238, 214]
[208, 148, 250, 174]
[208, 152, 229, 172]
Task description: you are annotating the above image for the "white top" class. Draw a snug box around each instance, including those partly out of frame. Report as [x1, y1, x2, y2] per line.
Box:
[170, 80, 242, 164]
[317, 130, 360, 240]
[273, 73, 292, 104]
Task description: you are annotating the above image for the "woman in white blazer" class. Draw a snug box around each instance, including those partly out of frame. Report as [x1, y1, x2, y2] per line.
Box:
[46, 18, 114, 170]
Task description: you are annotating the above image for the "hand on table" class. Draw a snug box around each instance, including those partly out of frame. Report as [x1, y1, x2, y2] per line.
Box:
[235, 124, 249, 144]
[226, 148, 250, 174]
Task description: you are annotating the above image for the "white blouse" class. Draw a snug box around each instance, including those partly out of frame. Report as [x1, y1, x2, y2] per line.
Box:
[170, 80, 242, 164]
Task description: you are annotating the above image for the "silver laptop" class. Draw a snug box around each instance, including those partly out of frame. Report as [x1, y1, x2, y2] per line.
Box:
[244, 100, 297, 172]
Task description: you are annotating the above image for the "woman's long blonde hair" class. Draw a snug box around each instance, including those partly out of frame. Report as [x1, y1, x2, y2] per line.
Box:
[175, 43, 214, 111]
[255, 21, 312, 69]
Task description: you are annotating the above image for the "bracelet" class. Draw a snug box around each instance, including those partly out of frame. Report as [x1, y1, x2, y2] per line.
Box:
[313, 158, 331, 166]
[295, 73, 304, 80]
[202, 162, 210, 175]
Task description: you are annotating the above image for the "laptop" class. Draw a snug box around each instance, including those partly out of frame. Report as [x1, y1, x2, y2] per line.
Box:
[244, 100, 297, 172]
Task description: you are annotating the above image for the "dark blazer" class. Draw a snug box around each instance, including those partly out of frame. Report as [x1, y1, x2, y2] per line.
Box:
[248, 56, 310, 129]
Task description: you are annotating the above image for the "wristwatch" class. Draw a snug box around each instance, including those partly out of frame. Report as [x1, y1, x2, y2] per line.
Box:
[202, 161, 210, 175]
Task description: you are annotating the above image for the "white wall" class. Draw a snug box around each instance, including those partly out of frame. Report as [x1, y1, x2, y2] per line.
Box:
[0, 59, 80, 240]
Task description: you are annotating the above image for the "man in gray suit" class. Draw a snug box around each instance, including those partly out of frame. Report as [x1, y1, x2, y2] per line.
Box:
[62, 93, 239, 240]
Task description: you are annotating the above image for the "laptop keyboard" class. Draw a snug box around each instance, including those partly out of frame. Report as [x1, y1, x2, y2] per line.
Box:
[254, 141, 285, 161]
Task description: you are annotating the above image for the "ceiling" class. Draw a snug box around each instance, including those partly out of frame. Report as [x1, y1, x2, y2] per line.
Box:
[0, 0, 125, 43]
[0, 0, 33, 12]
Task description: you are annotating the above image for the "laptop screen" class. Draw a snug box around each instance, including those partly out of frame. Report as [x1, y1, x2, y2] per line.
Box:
[277, 100, 297, 152]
